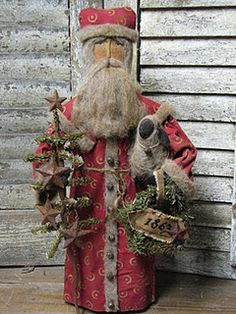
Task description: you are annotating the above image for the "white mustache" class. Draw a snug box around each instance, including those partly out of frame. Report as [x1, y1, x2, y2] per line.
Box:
[84, 58, 127, 80]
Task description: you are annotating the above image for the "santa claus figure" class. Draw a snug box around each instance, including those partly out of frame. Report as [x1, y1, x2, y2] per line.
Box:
[34, 7, 197, 313]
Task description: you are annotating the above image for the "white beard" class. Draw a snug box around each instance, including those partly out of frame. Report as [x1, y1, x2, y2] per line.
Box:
[72, 58, 145, 138]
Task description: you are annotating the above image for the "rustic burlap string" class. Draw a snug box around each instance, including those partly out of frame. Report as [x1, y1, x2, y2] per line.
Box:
[83, 166, 130, 174]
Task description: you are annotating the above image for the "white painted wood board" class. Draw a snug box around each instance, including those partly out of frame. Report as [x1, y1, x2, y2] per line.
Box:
[0, 27, 69, 54]
[178, 121, 235, 150]
[141, 0, 236, 8]
[140, 9, 236, 37]
[0, 54, 70, 81]
[140, 39, 236, 66]
[0, 209, 65, 266]
[0, 0, 68, 28]
[149, 95, 236, 123]
[0, 82, 70, 108]
[140, 67, 236, 94]
[156, 248, 236, 279]
[191, 203, 231, 229]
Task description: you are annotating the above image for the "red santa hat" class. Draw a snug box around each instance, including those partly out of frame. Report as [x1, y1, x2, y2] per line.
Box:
[78, 7, 138, 43]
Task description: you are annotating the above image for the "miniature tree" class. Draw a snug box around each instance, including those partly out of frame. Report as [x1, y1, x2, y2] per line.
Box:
[24, 90, 100, 313]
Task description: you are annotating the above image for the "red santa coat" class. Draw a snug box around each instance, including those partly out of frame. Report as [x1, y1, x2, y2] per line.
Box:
[34, 96, 197, 312]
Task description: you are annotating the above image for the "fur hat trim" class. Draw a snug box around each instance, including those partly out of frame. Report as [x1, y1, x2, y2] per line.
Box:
[154, 103, 176, 125]
[161, 159, 195, 198]
[77, 24, 138, 43]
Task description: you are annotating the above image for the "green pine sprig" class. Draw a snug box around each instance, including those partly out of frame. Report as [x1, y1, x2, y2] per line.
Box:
[116, 176, 192, 256]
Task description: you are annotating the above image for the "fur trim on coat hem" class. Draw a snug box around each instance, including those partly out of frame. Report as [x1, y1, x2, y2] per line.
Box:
[77, 24, 138, 43]
[161, 159, 195, 198]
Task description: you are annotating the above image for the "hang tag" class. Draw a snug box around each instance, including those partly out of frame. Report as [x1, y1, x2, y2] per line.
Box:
[128, 208, 188, 244]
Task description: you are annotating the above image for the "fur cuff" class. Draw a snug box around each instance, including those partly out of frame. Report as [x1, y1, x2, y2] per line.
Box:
[78, 24, 138, 43]
[154, 103, 175, 125]
[161, 159, 195, 198]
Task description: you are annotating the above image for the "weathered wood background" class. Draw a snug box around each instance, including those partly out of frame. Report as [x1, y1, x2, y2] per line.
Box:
[139, 0, 236, 279]
[0, 0, 236, 280]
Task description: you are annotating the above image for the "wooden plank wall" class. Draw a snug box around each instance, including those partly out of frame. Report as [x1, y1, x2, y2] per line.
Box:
[0, 0, 70, 266]
[139, 0, 236, 279]
[1, 0, 236, 281]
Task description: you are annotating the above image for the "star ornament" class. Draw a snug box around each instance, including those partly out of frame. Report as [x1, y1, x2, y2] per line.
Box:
[36, 199, 60, 229]
[45, 90, 67, 112]
[36, 161, 70, 190]
[62, 220, 94, 248]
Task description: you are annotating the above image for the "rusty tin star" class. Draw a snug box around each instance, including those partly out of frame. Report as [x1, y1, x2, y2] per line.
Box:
[36, 199, 59, 229]
[45, 90, 67, 112]
[36, 161, 70, 190]
[62, 220, 94, 248]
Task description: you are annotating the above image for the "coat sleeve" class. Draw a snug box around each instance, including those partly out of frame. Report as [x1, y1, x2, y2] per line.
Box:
[137, 96, 198, 198]
[161, 117, 197, 198]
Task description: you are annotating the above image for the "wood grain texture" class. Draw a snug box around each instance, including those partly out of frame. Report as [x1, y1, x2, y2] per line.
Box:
[156, 249, 236, 279]
[0, 135, 38, 159]
[193, 150, 234, 177]
[149, 94, 236, 122]
[0, 54, 70, 81]
[0, 176, 232, 210]
[230, 124, 236, 266]
[0, 109, 49, 134]
[104, 0, 137, 10]
[186, 226, 230, 252]
[0, 209, 231, 267]
[0, 0, 68, 27]
[140, 9, 236, 37]
[0, 184, 34, 209]
[140, 39, 236, 66]
[194, 176, 233, 203]
[140, 67, 236, 94]
[191, 202, 231, 228]
[179, 121, 235, 150]
[0, 81, 70, 108]
[2, 268, 236, 313]
[0, 209, 65, 266]
[0, 159, 32, 184]
[0, 27, 69, 53]
[141, 0, 236, 8]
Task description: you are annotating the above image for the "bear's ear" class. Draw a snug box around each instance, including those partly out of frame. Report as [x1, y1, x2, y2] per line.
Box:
[158, 127, 169, 147]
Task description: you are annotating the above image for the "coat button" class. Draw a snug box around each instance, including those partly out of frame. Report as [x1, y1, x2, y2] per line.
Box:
[108, 234, 115, 242]
[107, 182, 114, 191]
[107, 156, 115, 167]
[108, 300, 115, 310]
[107, 272, 114, 281]
[106, 250, 114, 260]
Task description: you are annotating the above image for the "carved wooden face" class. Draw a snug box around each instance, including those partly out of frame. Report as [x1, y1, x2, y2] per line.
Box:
[93, 37, 125, 63]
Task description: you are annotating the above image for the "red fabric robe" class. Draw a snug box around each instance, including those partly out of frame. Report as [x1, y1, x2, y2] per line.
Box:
[34, 96, 197, 312]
